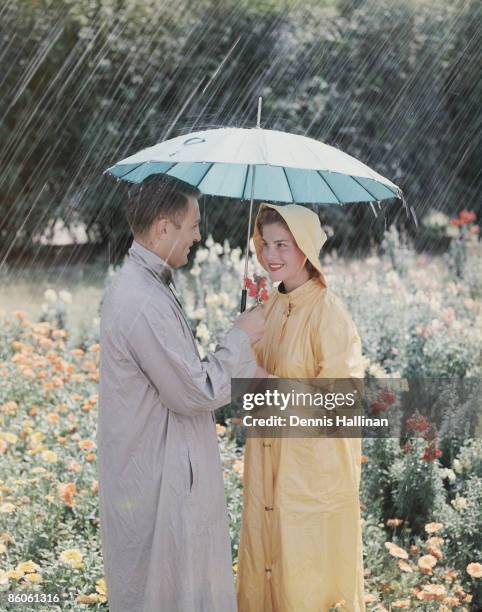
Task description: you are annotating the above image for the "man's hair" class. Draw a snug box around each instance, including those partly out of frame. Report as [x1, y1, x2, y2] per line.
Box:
[256, 206, 320, 279]
[127, 175, 201, 237]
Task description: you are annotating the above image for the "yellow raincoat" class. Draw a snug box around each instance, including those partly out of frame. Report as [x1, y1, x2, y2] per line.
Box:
[237, 204, 365, 612]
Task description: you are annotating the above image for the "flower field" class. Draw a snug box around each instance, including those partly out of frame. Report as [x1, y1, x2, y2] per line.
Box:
[0, 226, 481, 610]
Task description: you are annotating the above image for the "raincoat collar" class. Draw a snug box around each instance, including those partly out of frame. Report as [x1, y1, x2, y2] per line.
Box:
[129, 240, 174, 287]
[277, 277, 322, 310]
[253, 203, 328, 288]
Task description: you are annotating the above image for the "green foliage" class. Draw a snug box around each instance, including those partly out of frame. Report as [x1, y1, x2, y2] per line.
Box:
[0, 0, 480, 260]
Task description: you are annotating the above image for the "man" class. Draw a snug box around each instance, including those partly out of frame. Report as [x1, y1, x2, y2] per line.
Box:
[97, 175, 265, 612]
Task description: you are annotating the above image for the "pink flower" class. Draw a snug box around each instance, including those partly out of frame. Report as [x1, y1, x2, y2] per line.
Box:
[442, 308, 455, 326]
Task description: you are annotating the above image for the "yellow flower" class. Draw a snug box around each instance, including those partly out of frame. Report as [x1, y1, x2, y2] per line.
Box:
[0, 503, 16, 513]
[41, 450, 58, 463]
[31, 467, 47, 475]
[215, 424, 226, 435]
[1, 432, 18, 444]
[59, 548, 84, 569]
[418, 554, 438, 572]
[363, 594, 377, 604]
[467, 562, 482, 578]
[5, 569, 23, 580]
[96, 577, 107, 597]
[76, 594, 99, 604]
[391, 600, 411, 609]
[30, 432, 45, 447]
[425, 522, 444, 534]
[16, 560, 40, 574]
[384, 542, 408, 559]
[1, 401, 18, 415]
[24, 573, 42, 583]
[387, 518, 403, 527]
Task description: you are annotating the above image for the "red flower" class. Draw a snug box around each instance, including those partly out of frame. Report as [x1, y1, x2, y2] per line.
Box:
[421, 442, 442, 462]
[406, 413, 430, 433]
[260, 289, 268, 303]
[379, 390, 397, 406]
[451, 210, 477, 226]
[370, 399, 388, 416]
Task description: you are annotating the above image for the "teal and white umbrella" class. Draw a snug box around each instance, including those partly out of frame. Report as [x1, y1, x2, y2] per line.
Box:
[105, 127, 401, 204]
[105, 100, 404, 310]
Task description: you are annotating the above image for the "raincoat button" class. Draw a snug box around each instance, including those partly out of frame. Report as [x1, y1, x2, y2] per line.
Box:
[265, 568, 272, 573]
[262, 443, 271, 447]
[265, 506, 273, 511]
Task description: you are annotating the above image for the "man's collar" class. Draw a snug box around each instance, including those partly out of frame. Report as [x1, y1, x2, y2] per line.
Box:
[129, 240, 174, 286]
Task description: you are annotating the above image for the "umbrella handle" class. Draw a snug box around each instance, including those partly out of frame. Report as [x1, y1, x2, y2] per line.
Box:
[240, 289, 247, 313]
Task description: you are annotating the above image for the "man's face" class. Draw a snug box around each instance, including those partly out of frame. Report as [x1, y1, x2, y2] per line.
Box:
[163, 196, 201, 268]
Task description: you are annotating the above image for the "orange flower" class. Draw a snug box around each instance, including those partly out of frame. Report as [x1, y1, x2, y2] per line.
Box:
[89, 343, 100, 352]
[58, 482, 77, 508]
[443, 597, 459, 606]
[442, 569, 458, 582]
[418, 554, 438, 573]
[47, 413, 60, 424]
[398, 560, 413, 573]
[384, 542, 408, 559]
[427, 545, 443, 560]
[387, 518, 403, 527]
[466, 562, 482, 578]
[85, 452, 95, 462]
[425, 522, 443, 534]
[416, 584, 446, 601]
[360, 455, 369, 464]
[91, 481, 99, 495]
[391, 599, 410, 609]
[67, 460, 81, 473]
[427, 536, 444, 548]
[78, 439, 95, 451]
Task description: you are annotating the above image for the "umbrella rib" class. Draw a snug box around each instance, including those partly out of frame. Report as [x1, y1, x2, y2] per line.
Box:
[282, 167, 295, 203]
[350, 176, 381, 202]
[112, 161, 148, 180]
[317, 171, 341, 204]
[241, 165, 250, 200]
[194, 162, 214, 188]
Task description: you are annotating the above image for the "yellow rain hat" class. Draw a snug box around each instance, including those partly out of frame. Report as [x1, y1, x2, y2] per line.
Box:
[253, 202, 328, 288]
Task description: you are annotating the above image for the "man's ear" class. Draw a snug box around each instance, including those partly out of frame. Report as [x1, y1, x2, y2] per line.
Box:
[154, 216, 169, 239]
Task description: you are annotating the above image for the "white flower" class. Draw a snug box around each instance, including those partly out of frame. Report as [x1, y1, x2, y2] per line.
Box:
[223, 239, 231, 254]
[205, 235, 214, 248]
[58, 290, 72, 304]
[422, 210, 449, 229]
[452, 459, 463, 473]
[195, 248, 209, 264]
[206, 294, 220, 307]
[44, 289, 58, 303]
[196, 323, 210, 343]
[440, 468, 456, 482]
[212, 243, 223, 255]
[192, 308, 206, 320]
[368, 363, 388, 378]
[196, 343, 206, 359]
[190, 265, 201, 277]
[446, 225, 460, 238]
[230, 248, 241, 264]
[451, 496, 469, 511]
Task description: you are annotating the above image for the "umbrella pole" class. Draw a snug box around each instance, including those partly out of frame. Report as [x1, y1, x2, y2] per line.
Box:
[240, 97, 263, 313]
[240, 165, 256, 312]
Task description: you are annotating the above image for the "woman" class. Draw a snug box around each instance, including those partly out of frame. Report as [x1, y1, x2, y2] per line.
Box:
[237, 203, 365, 612]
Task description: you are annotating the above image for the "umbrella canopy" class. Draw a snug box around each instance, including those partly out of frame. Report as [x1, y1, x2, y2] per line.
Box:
[105, 127, 401, 204]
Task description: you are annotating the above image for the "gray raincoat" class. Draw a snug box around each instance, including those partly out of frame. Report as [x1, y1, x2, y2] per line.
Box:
[97, 241, 256, 612]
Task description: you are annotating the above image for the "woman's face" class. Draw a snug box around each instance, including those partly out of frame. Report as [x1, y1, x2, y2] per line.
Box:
[260, 223, 308, 286]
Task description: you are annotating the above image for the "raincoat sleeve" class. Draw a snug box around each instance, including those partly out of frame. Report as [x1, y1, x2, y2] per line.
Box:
[124, 302, 257, 417]
[315, 294, 364, 380]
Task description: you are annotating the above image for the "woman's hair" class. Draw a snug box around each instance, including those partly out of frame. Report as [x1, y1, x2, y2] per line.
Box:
[256, 206, 320, 279]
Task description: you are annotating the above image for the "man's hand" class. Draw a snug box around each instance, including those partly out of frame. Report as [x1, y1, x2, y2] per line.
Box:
[254, 366, 270, 378]
[234, 305, 266, 345]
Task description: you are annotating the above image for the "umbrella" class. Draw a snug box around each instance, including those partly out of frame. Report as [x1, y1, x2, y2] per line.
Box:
[105, 98, 404, 310]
